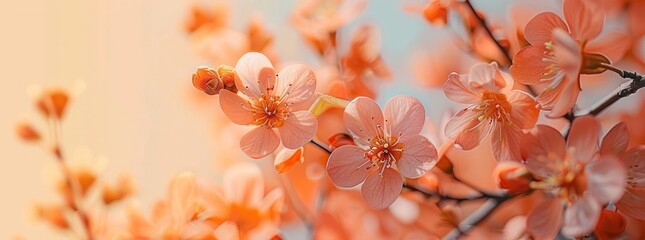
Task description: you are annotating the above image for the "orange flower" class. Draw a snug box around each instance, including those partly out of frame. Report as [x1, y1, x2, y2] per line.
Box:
[510, 0, 630, 117]
[36, 89, 69, 119]
[443, 62, 539, 162]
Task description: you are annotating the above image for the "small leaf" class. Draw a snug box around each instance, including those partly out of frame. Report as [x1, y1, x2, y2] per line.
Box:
[308, 95, 349, 116]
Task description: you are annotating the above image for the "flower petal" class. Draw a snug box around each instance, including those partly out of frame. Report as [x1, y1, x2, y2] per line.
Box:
[510, 46, 550, 85]
[240, 127, 280, 159]
[442, 73, 482, 104]
[344, 97, 384, 143]
[585, 31, 631, 61]
[491, 125, 523, 162]
[169, 172, 198, 222]
[326, 145, 370, 188]
[563, 0, 603, 41]
[586, 154, 626, 204]
[453, 117, 493, 151]
[278, 111, 317, 149]
[276, 64, 317, 110]
[600, 122, 629, 157]
[223, 164, 264, 208]
[468, 62, 506, 92]
[361, 168, 403, 209]
[521, 125, 566, 178]
[507, 90, 539, 129]
[561, 193, 601, 238]
[524, 12, 568, 45]
[568, 116, 600, 163]
[526, 198, 563, 239]
[397, 135, 437, 178]
[383, 96, 426, 139]
[234, 52, 275, 99]
[219, 90, 255, 125]
[274, 147, 304, 173]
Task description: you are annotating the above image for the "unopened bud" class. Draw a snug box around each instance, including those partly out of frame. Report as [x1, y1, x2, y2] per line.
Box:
[216, 65, 239, 93]
[192, 67, 222, 95]
[15, 122, 40, 142]
[581, 53, 611, 74]
[494, 161, 533, 195]
[274, 147, 304, 174]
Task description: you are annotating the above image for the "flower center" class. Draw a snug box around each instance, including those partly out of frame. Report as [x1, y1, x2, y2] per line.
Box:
[475, 92, 512, 126]
[541, 41, 561, 78]
[530, 153, 588, 204]
[242, 83, 294, 128]
[356, 120, 404, 176]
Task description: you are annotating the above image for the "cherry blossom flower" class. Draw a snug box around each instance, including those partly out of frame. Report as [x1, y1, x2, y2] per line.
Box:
[443, 62, 539, 162]
[326, 96, 438, 209]
[219, 52, 318, 159]
[522, 116, 626, 238]
[510, 0, 630, 117]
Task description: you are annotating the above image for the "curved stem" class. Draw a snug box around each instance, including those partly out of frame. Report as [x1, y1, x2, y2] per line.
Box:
[463, 0, 512, 65]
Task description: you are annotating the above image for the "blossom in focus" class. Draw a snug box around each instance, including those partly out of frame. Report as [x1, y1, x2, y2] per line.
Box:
[510, 0, 630, 117]
[522, 117, 626, 238]
[443, 62, 539, 162]
[200, 164, 284, 240]
[326, 96, 438, 209]
[219, 52, 318, 159]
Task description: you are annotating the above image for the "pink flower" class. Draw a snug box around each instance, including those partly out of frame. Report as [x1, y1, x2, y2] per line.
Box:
[442, 62, 539, 162]
[510, 0, 630, 117]
[326, 96, 438, 209]
[219, 52, 318, 159]
[522, 116, 626, 238]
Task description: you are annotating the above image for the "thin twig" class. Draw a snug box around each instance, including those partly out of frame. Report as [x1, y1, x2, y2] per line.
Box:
[277, 174, 314, 233]
[463, 0, 512, 65]
[309, 139, 331, 153]
[576, 66, 645, 116]
[443, 194, 511, 240]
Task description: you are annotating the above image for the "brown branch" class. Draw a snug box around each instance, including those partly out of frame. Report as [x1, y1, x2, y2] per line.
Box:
[463, 0, 512, 65]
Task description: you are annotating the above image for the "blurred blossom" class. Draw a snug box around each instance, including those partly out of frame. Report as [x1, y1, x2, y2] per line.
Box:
[35, 89, 69, 120]
[522, 117, 626, 238]
[341, 25, 391, 98]
[327, 96, 437, 209]
[291, 0, 367, 54]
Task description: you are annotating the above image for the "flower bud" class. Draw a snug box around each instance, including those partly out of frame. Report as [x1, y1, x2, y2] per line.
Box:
[15, 122, 40, 142]
[581, 53, 611, 74]
[216, 65, 239, 93]
[494, 161, 533, 195]
[36, 90, 69, 119]
[192, 67, 222, 95]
